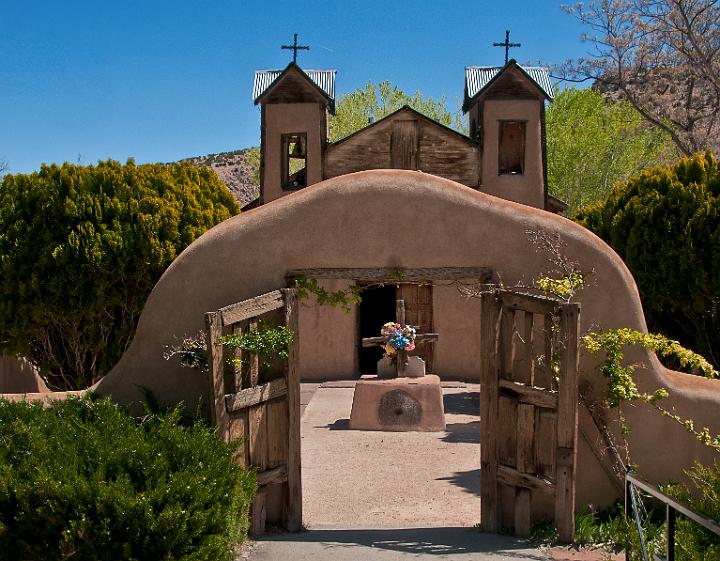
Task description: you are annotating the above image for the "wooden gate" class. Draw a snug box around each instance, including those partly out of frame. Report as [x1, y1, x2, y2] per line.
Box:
[206, 289, 301, 534]
[480, 289, 580, 542]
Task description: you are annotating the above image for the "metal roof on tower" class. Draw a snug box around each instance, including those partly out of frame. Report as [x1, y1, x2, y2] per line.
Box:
[252, 68, 337, 102]
[464, 63, 554, 103]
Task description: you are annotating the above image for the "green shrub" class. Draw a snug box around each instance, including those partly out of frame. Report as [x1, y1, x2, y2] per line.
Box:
[0, 397, 256, 561]
[574, 152, 720, 370]
[0, 160, 239, 390]
[664, 463, 720, 561]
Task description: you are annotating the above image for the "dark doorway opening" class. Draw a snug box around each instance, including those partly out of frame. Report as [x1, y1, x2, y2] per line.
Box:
[358, 284, 397, 374]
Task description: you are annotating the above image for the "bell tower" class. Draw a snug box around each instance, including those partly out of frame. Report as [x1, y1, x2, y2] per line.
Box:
[463, 59, 555, 210]
[253, 43, 336, 205]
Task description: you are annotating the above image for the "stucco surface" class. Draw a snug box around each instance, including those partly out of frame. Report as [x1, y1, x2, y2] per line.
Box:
[0, 356, 48, 394]
[95, 169, 720, 507]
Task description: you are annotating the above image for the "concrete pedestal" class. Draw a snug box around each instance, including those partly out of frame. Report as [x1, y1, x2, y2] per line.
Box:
[349, 374, 446, 432]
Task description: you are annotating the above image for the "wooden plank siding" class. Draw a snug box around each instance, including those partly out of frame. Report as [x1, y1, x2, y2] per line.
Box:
[324, 107, 479, 186]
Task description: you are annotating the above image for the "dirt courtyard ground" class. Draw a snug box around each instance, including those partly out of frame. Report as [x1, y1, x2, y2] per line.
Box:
[300, 381, 482, 529]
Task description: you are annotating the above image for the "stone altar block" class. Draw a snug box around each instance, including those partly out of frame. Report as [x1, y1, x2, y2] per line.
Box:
[349, 374, 445, 432]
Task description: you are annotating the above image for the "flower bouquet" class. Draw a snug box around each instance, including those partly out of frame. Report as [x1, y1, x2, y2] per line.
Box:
[380, 322, 416, 364]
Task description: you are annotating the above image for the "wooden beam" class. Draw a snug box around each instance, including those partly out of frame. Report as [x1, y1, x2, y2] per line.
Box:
[286, 267, 492, 283]
[480, 293, 501, 533]
[206, 311, 229, 442]
[555, 302, 581, 543]
[498, 465, 554, 495]
[362, 333, 439, 347]
[499, 379, 558, 409]
[256, 464, 288, 486]
[282, 288, 303, 532]
[225, 378, 288, 412]
[498, 290, 561, 316]
[219, 290, 285, 326]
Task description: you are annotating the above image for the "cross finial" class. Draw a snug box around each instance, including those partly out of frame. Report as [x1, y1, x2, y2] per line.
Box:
[281, 33, 310, 63]
[493, 30, 521, 64]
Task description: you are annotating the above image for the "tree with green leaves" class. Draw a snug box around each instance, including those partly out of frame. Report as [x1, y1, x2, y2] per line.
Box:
[574, 151, 720, 369]
[0, 159, 239, 390]
[546, 87, 674, 214]
[329, 81, 467, 142]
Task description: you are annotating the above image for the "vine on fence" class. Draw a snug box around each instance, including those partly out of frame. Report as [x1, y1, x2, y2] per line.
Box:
[164, 321, 294, 372]
[583, 328, 720, 453]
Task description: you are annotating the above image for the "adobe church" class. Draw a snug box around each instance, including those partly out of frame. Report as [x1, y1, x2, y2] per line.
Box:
[10, 40, 719, 534]
[248, 54, 567, 379]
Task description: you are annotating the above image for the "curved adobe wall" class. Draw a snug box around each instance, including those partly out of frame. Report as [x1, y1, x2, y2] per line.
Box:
[96, 169, 720, 508]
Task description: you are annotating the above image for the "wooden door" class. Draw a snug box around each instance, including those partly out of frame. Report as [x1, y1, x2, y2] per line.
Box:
[479, 290, 580, 542]
[206, 289, 301, 535]
[390, 119, 419, 169]
[398, 283, 433, 370]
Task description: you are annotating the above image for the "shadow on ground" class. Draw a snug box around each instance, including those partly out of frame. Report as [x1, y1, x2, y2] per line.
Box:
[443, 421, 480, 443]
[436, 468, 481, 496]
[443, 391, 480, 415]
[254, 527, 546, 559]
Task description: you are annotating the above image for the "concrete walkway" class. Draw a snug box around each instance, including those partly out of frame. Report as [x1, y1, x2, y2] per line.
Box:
[244, 527, 548, 560]
[243, 382, 615, 560]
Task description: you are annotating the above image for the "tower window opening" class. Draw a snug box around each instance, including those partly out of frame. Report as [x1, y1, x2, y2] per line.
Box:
[498, 120, 525, 175]
[282, 133, 307, 190]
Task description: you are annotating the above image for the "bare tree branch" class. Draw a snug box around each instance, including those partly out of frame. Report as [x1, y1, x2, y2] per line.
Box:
[559, 0, 720, 156]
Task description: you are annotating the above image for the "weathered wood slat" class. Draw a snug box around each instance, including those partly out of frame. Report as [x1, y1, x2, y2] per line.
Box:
[555, 303, 581, 544]
[513, 312, 535, 385]
[249, 320, 260, 387]
[282, 288, 302, 532]
[535, 409, 557, 480]
[498, 290, 561, 315]
[225, 378, 288, 412]
[256, 464, 288, 486]
[498, 465, 554, 495]
[205, 311, 229, 442]
[250, 490, 267, 536]
[285, 267, 492, 283]
[267, 399, 289, 468]
[514, 403, 536, 538]
[219, 290, 285, 326]
[500, 307, 516, 381]
[498, 395, 517, 467]
[480, 293, 501, 533]
[499, 379, 558, 409]
[232, 322, 245, 392]
[227, 413, 249, 467]
[249, 403, 268, 471]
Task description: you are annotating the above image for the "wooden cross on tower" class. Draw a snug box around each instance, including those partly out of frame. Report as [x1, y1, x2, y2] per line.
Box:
[362, 298, 439, 377]
[282, 33, 310, 63]
[493, 30, 521, 64]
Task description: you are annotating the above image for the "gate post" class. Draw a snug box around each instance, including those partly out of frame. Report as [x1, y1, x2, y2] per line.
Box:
[556, 302, 580, 543]
[480, 292, 501, 532]
[281, 288, 302, 532]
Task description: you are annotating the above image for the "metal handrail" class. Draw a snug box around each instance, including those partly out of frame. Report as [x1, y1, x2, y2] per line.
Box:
[625, 470, 720, 561]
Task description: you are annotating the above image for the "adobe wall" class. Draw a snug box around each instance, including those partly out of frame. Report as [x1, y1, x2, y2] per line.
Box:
[261, 102, 325, 204]
[481, 99, 545, 208]
[94, 169, 720, 510]
[0, 356, 49, 394]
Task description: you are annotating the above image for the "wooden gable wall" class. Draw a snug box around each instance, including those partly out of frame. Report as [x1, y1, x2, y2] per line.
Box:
[323, 110, 480, 187]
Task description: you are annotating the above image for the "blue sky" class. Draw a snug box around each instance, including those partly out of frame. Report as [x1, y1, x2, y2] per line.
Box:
[1, 1, 589, 174]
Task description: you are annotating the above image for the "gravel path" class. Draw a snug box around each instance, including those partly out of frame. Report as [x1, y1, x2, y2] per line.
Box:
[301, 384, 482, 529]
